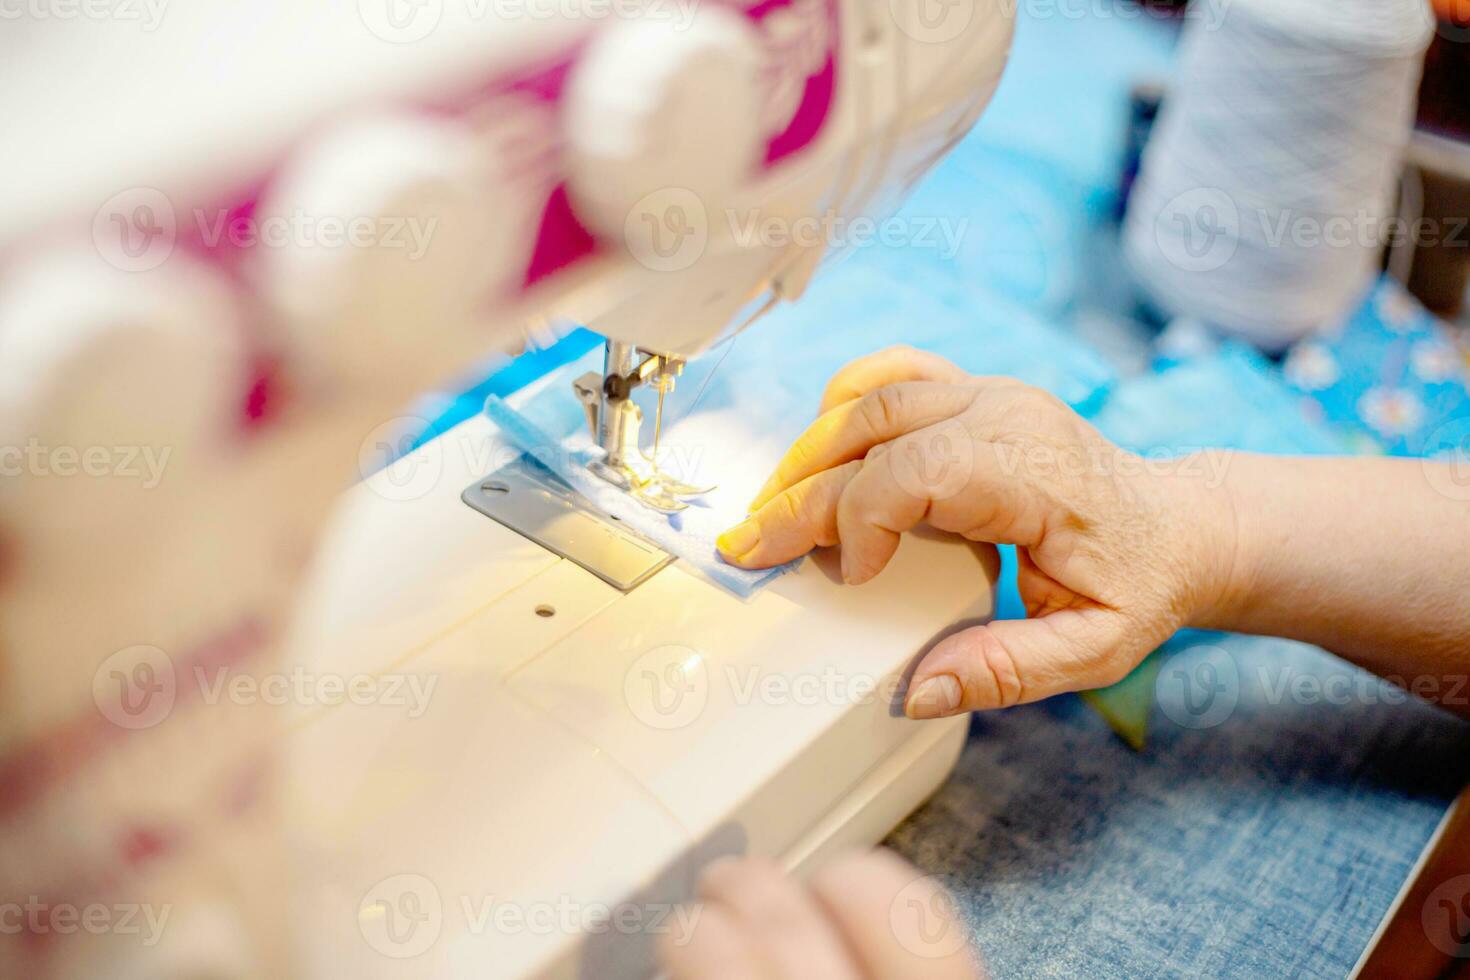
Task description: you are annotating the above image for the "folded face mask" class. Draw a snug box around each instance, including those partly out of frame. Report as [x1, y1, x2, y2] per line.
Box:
[483, 389, 796, 597]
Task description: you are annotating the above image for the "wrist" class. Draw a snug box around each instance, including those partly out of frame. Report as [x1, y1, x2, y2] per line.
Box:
[1169, 451, 1253, 631]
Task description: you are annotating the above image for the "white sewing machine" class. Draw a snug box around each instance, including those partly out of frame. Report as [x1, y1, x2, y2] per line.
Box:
[0, 2, 1010, 977]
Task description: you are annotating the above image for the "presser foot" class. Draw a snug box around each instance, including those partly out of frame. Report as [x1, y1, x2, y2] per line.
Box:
[634, 470, 723, 513]
[575, 345, 717, 515]
[639, 468, 717, 500]
[637, 443, 717, 499]
[630, 478, 689, 514]
[588, 458, 692, 514]
[587, 458, 636, 491]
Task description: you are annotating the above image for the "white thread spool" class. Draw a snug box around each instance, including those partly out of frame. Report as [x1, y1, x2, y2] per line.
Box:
[1123, 0, 1435, 351]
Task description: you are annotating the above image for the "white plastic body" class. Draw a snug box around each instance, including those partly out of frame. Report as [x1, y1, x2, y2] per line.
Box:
[285, 414, 997, 979]
[0, 0, 1015, 360]
[0, 2, 1012, 977]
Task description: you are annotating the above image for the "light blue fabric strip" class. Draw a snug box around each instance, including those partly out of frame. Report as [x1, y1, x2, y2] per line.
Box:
[483, 393, 796, 597]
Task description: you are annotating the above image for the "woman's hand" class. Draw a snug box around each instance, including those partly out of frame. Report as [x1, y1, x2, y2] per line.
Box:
[716, 346, 1238, 719]
[659, 850, 983, 980]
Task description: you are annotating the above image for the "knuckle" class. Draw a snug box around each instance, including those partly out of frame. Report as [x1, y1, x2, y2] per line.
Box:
[1036, 387, 1069, 411]
[1012, 387, 1066, 420]
[987, 389, 1072, 448]
[860, 385, 907, 434]
[964, 631, 1025, 708]
[781, 436, 820, 478]
[770, 489, 805, 529]
[859, 509, 888, 533]
[972, 373, 1026, 391]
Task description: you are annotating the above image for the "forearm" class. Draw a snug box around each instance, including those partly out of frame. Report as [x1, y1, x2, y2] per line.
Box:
[1193, 453, 1470, 702]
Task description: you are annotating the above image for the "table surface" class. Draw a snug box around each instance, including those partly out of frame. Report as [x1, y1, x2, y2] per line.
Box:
[887, 630, 1470, 978]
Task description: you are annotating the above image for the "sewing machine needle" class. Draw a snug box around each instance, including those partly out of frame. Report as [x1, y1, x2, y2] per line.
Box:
[652, 385, 665, 471]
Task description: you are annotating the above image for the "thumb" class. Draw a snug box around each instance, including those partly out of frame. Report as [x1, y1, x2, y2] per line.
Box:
[904, 607, 1136, 719]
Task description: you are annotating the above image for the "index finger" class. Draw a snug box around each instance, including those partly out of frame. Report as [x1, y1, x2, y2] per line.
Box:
[835, 419, 1045, 585]
[750, 381, 979, 510]
[819, 346, 972, 414]
[720, 463, 861, 568]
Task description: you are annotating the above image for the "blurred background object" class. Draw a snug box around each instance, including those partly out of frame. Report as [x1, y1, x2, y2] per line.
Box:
[1122, 0, 1435, 352]
[1407, 18, 1470, 322]
[1117, 0, 1470, 332]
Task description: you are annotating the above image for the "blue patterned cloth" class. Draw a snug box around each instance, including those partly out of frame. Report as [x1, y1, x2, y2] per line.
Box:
[1095, 342, 1348, 458]
[1282, 276, 1470, 457]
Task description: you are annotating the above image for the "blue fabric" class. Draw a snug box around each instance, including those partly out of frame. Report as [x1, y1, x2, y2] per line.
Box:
[1282, 276, 1470, 457]
[1093, 342, 1349, 458]
[962, 7, 1178, 208]
[411, 329, 606, 453]
[854, 12, 1177, 325]
[875, 147, 1093, 320]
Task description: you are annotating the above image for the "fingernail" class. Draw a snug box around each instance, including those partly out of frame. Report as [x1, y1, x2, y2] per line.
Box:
[906, 674, 962, 720]
[716, 520, 761, 563]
